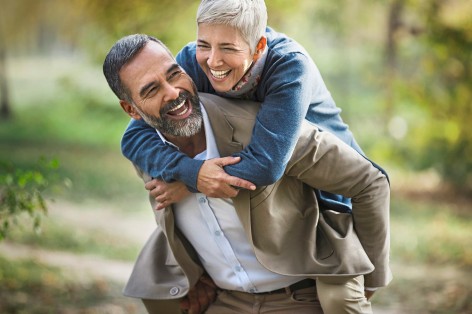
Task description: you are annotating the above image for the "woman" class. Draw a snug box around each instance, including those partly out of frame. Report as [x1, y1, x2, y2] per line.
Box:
[122, 0, 367, 213]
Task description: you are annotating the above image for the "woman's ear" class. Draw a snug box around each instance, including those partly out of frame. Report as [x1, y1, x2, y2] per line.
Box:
[253, 36, 267, 62]
[120, 100, 142, 120]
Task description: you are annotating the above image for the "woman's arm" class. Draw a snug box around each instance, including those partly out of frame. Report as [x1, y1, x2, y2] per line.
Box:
[122, 43, 358, 196]
[122, 118, 255, 194]
[121, 118, 203, 190]
[214, 52, 319, 185]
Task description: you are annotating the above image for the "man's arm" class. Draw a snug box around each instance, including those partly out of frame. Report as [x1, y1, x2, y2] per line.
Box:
[285, 123, 391, 288]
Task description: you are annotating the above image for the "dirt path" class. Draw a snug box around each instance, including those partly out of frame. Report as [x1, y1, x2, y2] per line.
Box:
[0, 199, 155, 283]
[0, 241, 134, 284]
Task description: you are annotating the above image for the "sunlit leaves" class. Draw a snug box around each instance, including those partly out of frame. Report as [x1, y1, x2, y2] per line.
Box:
[0, 158, 60, 240]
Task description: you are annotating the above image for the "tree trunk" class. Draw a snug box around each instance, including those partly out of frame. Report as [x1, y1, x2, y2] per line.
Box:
[384, 0, 404, 123]
[0, 44, 11, 120]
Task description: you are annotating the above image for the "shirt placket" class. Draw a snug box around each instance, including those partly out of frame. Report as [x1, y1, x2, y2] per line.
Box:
[196, 194, 256, 292]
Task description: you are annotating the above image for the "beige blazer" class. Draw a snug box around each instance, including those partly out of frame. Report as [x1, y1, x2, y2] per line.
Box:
[124, 93, 392, 301]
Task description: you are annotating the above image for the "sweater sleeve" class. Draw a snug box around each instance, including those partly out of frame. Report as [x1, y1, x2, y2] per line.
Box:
[121, 118, 203, 191]
[220, 52, 317, 185]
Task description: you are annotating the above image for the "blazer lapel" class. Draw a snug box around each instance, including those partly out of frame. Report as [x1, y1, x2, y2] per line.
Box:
[199, 92, 260, 157]
[199, 92, 260, 242]
[200, 95, 243, 157]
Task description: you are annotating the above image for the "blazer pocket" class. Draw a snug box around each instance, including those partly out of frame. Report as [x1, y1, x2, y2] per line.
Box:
[318, 210, 371, 269]
[321, 210, 353, 237]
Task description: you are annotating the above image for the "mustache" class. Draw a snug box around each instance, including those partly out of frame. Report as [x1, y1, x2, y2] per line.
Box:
[161, 92, 189, 114]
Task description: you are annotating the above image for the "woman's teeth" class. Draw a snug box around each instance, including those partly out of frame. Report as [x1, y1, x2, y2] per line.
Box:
[210, 69, 231, 79]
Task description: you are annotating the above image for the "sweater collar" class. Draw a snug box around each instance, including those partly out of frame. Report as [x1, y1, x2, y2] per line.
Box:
[217, 46, 267, 100]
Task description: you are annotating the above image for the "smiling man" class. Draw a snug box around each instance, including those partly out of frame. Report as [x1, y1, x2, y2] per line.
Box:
[103, 34, 391, 314]
[118, 44, 203, 143]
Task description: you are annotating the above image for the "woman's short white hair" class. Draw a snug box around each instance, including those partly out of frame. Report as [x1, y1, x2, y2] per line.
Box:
[197, 0, 268, 53]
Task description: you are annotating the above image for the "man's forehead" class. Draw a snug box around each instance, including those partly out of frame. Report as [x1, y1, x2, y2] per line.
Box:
[133, 41, 173, 68]
[120, 42, 174, 84]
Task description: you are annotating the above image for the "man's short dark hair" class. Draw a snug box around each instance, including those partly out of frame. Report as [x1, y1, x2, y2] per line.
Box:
[103, 34, 171, 102]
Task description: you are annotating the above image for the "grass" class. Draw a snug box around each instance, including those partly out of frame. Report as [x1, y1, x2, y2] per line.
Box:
[390, 197, 472, 267]
[371, 194, 472, 313]
[1, 55, 471, 313]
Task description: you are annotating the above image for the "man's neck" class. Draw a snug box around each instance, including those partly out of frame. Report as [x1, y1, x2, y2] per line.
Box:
[163, 130, 206, 158]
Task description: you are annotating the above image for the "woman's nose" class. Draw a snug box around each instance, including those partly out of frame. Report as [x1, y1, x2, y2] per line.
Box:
[207, 49, 223, 68]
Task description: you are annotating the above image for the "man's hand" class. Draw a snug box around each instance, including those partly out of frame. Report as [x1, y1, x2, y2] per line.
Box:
[197, 157, 256, 198]
[180, 275, 218, 314]
[145, 179, 190, 210]
[365, 289, 375, 300]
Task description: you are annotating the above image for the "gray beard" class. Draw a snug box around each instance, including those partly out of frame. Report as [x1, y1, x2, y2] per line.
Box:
[133, 94, 203, 137]
[143, 112, 202, 137]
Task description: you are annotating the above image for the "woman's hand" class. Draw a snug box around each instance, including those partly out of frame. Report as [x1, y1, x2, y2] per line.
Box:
[197, 156, 255, 198]
[145, 179, 190, 210]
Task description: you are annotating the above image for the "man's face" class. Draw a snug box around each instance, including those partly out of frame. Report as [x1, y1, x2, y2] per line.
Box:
[119, 41, 202, 137]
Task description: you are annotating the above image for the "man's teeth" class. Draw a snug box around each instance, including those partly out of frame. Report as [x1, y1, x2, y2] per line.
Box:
[210, 69, 231, 79]
[168, 100, 188, 116]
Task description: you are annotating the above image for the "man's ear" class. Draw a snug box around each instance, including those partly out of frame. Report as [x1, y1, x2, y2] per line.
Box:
[120, 100, 142, 120]
[252, 36, 267, 62]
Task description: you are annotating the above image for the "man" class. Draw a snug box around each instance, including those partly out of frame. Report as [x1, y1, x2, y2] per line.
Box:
[103, 34, 391, 314]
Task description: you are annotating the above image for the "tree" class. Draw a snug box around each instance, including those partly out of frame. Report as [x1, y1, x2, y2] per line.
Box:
[0, 0, 45, 120]
[393, 0, 472, 192]
[0, 158, 60, 240]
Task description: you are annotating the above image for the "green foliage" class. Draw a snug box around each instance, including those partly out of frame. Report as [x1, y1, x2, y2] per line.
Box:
[0, 57, 144, 202]
[0, 158, 60, 240]
[395, 0, 472, 192]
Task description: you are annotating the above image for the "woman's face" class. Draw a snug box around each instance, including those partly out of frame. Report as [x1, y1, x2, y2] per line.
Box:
[196, 23, 256, 93]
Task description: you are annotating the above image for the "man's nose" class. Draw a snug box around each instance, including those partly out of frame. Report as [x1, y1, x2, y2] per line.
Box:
[161, 81, 180, 102]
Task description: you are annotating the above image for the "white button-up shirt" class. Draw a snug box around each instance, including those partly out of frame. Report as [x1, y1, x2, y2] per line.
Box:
[156, 105, 300, 292]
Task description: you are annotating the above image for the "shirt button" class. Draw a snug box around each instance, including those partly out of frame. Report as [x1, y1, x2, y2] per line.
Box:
[249, 288, 257, 293]
[199, 197, 206, 204]
[215, 230, 221, 236]
[169, 287, 180, 296]
[235, 266, 242, 272]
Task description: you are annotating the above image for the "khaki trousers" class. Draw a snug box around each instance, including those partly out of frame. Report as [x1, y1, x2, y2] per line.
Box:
[142, 276, 373, 314]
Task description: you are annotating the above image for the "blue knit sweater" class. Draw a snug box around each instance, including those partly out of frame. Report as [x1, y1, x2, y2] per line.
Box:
[121, 27, 369, 212]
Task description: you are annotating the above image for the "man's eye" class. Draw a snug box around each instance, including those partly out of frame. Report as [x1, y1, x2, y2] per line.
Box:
[146, 87, 157, 98]
[169, 71, 182, 80]
[197, 44, 210, 49]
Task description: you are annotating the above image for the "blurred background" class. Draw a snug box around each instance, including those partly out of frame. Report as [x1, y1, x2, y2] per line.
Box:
[0, 0, 470, 313]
